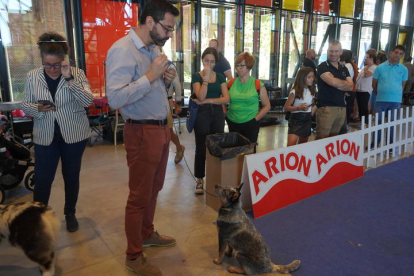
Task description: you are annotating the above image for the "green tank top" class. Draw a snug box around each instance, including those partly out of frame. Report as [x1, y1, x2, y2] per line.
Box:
[227, 77, 263, 124]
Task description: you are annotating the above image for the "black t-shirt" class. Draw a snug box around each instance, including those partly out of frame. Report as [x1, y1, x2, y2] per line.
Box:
[44, 70, 61, 101]
[44, 70, 63, 140]
[302, 58, 316, 73]
[316, 60, 350, 107]
[213, 52, 231, 77]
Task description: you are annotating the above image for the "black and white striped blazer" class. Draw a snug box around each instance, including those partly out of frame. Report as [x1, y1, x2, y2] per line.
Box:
[22, 67, 93, 146]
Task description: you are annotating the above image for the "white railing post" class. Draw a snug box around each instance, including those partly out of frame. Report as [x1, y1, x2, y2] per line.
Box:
[361, 106, 414, 169]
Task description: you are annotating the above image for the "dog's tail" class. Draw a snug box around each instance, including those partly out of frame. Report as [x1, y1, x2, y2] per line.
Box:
[271, 260, 301, 274]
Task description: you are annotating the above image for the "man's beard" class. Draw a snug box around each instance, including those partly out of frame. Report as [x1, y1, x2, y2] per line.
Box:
[150, 28, 169, 46]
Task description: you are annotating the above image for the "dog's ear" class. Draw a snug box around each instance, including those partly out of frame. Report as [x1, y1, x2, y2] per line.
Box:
[230, 191, 240, 202]
[236, 183, 244, 192]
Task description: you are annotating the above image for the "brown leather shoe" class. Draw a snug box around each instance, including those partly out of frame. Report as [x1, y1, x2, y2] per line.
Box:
[125, 254, 162, 276]
[143, 231, 176, 248]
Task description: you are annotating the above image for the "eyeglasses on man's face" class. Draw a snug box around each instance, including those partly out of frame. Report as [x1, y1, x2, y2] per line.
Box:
[43, 63, 62, 69]
[157, 21, 175, 34]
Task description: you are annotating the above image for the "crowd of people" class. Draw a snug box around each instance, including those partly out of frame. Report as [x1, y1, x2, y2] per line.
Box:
[18, 0, 414, 275]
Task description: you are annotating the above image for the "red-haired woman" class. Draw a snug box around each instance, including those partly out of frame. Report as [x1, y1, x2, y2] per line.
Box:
[226, 52, 270, 145]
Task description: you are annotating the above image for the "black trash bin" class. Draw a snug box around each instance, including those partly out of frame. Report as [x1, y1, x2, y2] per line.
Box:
[205, 133, 254, 211]
[206, 132, 254, 161]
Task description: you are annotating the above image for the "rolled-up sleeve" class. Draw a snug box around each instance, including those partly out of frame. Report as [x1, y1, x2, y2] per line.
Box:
[106, 46, 152, 110]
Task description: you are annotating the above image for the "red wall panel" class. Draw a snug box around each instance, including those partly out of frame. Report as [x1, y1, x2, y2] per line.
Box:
[81, 0, 139, 97]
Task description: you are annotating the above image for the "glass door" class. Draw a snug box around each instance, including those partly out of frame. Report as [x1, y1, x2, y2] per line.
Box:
[358, 25, 373, 68]
[0, 0, 67, 101]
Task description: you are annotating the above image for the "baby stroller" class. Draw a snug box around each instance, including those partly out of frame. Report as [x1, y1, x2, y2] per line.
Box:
[0, 122, 35, 204]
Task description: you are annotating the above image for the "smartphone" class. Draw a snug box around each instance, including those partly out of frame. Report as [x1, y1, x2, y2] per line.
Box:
[307, 102, 316, 107]
[38, 100, 56, 108]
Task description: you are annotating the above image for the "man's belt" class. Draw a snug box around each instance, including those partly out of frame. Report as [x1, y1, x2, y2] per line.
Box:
[126, 119, 168, 126]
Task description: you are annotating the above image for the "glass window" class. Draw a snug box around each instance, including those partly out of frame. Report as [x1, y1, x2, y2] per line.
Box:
[362, 0, 376, 21]
[339, 23, 354, 51]
[379, 28, 390, 51]
[181, 3, 193, 100]
[311, 15, 330, 63]
[358, 27, 372, 68]
[400, 0, 408, 25]
[278, 12, 306, 91]
[224, 8, 235, 75]
[244, 11, 254, 53]
[259, 10, 272, 80]
[0, 0, 66, 101]
[382, 1, 392, 24]
[201, 7, 218, 52]
[289, 13, 305, 75]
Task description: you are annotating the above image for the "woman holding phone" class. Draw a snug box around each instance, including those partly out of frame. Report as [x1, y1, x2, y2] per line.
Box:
[22, 32, 93, 232]
[284, 67, 317, 146]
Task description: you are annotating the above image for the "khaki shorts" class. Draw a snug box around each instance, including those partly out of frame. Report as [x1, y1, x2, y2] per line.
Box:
[167, 98, 174, 128]
[316, 106, 346, 139]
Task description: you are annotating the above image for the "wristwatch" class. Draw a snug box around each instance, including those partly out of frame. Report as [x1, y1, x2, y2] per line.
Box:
[64, 75, 74, 81]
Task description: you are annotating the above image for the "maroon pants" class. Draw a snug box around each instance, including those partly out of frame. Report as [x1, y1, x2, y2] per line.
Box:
[124, 123, 170, 259]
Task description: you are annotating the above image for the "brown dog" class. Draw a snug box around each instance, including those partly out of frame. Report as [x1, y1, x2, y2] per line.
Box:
[213, 184, 300, 275]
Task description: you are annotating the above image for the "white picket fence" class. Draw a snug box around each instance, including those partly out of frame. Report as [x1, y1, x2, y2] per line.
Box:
[360, 106, 414, 168]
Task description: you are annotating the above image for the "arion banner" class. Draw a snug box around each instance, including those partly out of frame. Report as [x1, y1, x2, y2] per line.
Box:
[241, 131, 364, 218]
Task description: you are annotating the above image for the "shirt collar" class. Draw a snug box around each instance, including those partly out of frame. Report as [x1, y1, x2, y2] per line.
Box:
[129, 27, 156, 52]
[326, 59, 344, 69]
[385, 60, 402, 67]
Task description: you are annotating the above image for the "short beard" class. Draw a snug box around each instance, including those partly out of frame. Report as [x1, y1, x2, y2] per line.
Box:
[150, 28, 168, 46]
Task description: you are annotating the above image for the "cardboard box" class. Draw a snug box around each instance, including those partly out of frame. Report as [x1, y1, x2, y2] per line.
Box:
[205, 150, 253, 212]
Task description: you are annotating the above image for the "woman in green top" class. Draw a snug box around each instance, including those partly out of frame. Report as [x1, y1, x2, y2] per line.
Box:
[191, 47, 230, 194]
[226, 52, 270, 144]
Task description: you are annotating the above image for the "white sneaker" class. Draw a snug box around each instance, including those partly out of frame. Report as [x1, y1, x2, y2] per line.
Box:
[195, 178, 204, 194]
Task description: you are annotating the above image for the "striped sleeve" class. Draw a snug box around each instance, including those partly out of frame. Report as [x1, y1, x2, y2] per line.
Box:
[21, 72, 45, 119]
[68, 69, 94, 107]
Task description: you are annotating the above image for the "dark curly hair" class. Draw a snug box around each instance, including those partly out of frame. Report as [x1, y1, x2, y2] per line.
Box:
[37, 32, 69, 59]
[139, 0, 179, 25]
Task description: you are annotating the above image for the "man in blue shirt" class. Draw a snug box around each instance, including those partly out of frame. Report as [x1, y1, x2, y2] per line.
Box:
[106, 0, 179, 275]
[372, 45, 408, 147]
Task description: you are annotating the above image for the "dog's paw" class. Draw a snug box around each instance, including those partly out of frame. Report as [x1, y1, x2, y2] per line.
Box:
[213, 258, 222, 265]
[227, 266, 245, 274]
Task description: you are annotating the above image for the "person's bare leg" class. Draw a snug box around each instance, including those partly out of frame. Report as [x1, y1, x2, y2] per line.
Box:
[170, 128, 180, 150]
[287, 134, 299, 147]
[171, 128, 185, 164]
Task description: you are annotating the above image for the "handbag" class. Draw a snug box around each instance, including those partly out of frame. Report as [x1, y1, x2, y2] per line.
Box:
[284, 92, 296, 120]
[186, 95, 199, 133]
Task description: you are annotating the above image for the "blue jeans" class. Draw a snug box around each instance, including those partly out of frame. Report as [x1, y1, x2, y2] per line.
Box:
[374, 102, 401, 145]
[34, 137, 88, 215]
[193, 104, 225, 178]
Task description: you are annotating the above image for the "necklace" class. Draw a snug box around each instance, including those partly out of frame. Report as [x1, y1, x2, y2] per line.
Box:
[239, 75, 250, 84]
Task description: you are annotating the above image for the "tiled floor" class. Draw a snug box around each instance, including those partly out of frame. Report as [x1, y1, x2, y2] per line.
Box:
[0, 116, 411, 276]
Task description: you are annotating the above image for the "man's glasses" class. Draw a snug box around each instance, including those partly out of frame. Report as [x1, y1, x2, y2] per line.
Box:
[157, 21, 175, 34]
[43, 63, 62, 69]
[236, 64, 246, 68]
